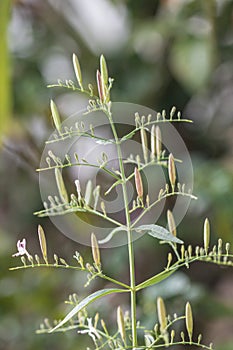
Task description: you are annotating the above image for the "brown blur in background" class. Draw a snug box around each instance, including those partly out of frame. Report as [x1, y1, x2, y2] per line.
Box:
[0, 1, 233, 349]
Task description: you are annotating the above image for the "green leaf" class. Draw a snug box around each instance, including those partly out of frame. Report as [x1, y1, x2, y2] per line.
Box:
[98, 226, 127, 244]
[134, 224, 183, 244]
[136, 268, 176, 291]
[50, 288, 127, 332]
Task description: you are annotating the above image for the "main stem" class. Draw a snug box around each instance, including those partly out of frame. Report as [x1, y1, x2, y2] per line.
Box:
[108, 112, 137, 348]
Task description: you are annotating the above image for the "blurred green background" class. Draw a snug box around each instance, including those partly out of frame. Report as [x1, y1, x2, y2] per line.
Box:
[1, 0, 233, 349]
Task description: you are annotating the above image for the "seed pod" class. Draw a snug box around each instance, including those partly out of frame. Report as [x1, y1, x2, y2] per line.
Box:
[167, 210, 177, 237]
[38, 225, 48, 264]
[185, 302, 193, 343]
[117, 306, 126, 344]
[55, 168, 68, 203]
[72, 53, 83, 90]
[156, 126, 162, 160]
[75, 179, 82, 201]
[204, 218, 210, 254]
[100, 55, 108, 86]
[168, 153, 176, 189]
[96, 69, 104, 102]
[157, 297, 167, 332]
[140, 127, 148, 163]
[50, 100, 62, 135]
[151, 125, 156, 160]
[91, 233, 101, 267]
[134, 167, 143, 198]
[84, 180, 93, 206]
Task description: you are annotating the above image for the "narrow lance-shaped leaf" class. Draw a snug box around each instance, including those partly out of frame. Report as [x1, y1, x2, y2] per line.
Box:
[134, 224, 183, 244]
[98, 226, 127, 245]
[49, 288, 127, 332]
[38, 225, 48, 264]
[136, 268, 176, 291]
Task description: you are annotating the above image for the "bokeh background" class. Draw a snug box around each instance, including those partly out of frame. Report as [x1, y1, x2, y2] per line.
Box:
[0, 0, 233, 349]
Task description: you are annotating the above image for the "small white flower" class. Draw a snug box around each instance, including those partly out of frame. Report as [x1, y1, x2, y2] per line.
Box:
[78, 318, 101, 343]
[12, 239, 30, 258]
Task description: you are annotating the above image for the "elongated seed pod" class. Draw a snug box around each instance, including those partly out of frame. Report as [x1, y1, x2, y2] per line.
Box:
[140, 127, 148, 163]
[117, 306, 126, 344]
[91, 233, 100, 266]
[72, 53, 83, 90]
[151, 125, 156, 160]
[50, 100, 61, 135]
[96, 69, 104, 102]
[38, 225, 48, 264]
[84, 180, 93, 206]
[134, 167, 143, 198]
[156, 126, 162, 160]
[185, 302, 193, 343]
[168, 153, 176, 189]
[55, 168, 68, 203]
[100, 55, 108, 86]
[204, 218, 210, 254]
[157, 297, 167, 332]
[75, 179, 82, 201]
[167, 210, 177, 237]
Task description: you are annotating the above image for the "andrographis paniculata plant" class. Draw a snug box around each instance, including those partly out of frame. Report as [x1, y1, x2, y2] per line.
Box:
[11, 55, 233, 350]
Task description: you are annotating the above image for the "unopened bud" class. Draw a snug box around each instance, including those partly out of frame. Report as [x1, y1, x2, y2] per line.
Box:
[84, 180, 93, 206]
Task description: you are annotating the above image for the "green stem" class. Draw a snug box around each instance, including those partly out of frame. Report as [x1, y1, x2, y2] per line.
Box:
[107, 110, 138, 348]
